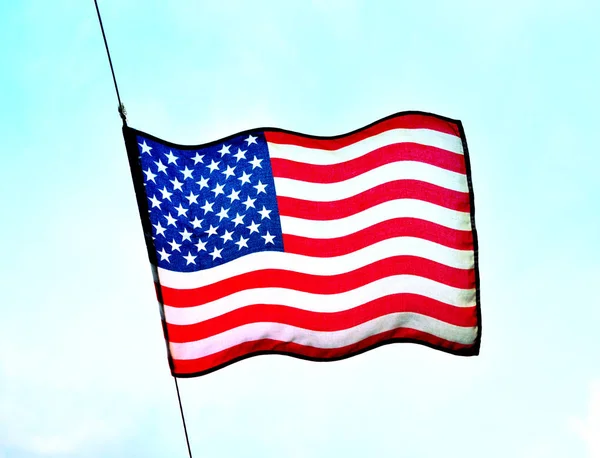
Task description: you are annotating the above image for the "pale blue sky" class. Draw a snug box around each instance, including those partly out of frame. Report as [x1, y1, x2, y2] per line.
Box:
[1, 1, 599, 457]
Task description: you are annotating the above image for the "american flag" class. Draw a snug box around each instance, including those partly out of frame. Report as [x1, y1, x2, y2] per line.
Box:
[123, 111, 481, 377]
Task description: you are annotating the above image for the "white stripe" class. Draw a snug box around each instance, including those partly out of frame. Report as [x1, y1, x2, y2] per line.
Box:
[274, 161, 468, 199]
[280, 199, 471, 238]
[267, 128, 463, 165]
[170, 312, 478, 360]
[157, 237, 474, 289]
[164, 275, 476, 324]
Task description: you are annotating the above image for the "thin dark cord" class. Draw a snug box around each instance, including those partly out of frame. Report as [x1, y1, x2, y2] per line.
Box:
[174, 378, 194, 458]
[95, 2, 190, 455]
[93, 0, 127, 124]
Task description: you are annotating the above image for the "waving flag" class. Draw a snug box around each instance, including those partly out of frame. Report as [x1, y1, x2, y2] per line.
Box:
[123, 111, 481, 377]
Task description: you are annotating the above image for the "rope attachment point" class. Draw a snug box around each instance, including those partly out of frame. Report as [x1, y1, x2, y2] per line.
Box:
[118, 103, 127, 125]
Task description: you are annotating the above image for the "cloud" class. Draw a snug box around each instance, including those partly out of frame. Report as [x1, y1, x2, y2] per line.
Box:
[571, 381, 600, 458]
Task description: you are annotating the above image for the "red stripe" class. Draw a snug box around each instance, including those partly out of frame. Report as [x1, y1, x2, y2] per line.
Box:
[161, 256, 475, 307]
[171, 327, 475, 376]
[271, 143, 465, 183]
[265, 114, 460, 149]
[166, 295, 477, 342]
[277, 181, 470, 219]
[282, 219, 474, 257]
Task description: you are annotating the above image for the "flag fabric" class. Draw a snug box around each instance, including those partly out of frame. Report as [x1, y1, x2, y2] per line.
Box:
[123, 111, 481, 377]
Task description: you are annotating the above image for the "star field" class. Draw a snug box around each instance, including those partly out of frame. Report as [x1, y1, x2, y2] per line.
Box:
[136, 132, 284, 272]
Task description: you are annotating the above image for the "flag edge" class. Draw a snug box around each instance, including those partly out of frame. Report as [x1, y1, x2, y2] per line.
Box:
[126, 110, 462, 151]
[172, 337, 480, 378]
[456, 120, 482, 355]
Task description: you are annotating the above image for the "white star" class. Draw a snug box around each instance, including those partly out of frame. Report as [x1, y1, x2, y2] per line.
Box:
[192, 152, 204, 164]
[168, 239, 182, 252]
[216, 206, 230, 221]
[242, 195, 256, 210]
[218, 144, 231, 157]
[159, 187, 173, 201]
[200, 200, 214, 214]
[254, 180, 267, 195]
[165, 150, 178, 165]
[148, 195, 162, 209]
[261, 231, 275, 245]
[143, 168, 157, 183]
[211, 182, 225, 197]
[247, 220, 260, 234]
[235, 235, 249, 250]
[207, 159, 220, 173]
[180, 228, 193, 242]
[195, 239, 207, 252]
[154, 159, 168, 174]
[234, 148, 247, 162]
[190, 217, 203, 229]
[180, 166, 194, 180]
[249, 156, 263, 169]
[232, 213, 245, 226]
[185, 191, 199, 205]
[222, 165, 236, 179]
[164, 213, 178, 227]
[258, 206, 272, 220]
[245, 134, 258, 146]
[227, 188, 240, 203]
[174, 203, 188, 217]
[206, 224, 218, 237]
[153, 222, 166, 237]
[139, 140, 152, 155]
[238, 171, 252, 185]
[170, 178, 184, 192]
[209, 246, 223, 260]
[196, 176, 209, 190]
[183, 252, 197, 265]
[158, 248, 170, 261]
[220, 229, 234, 243]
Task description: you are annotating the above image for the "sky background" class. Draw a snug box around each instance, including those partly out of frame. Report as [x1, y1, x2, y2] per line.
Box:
[1, 0, 599, 457]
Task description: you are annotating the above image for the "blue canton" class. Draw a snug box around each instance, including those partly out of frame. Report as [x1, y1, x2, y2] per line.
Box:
[136, 131, 284, 272]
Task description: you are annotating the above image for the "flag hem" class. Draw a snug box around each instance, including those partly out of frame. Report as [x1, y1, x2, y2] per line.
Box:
[172, 337, 479, 378]
[122, 126, 177, 374]
[457, 120, 482, 355]
[125, 110, 462, 150]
